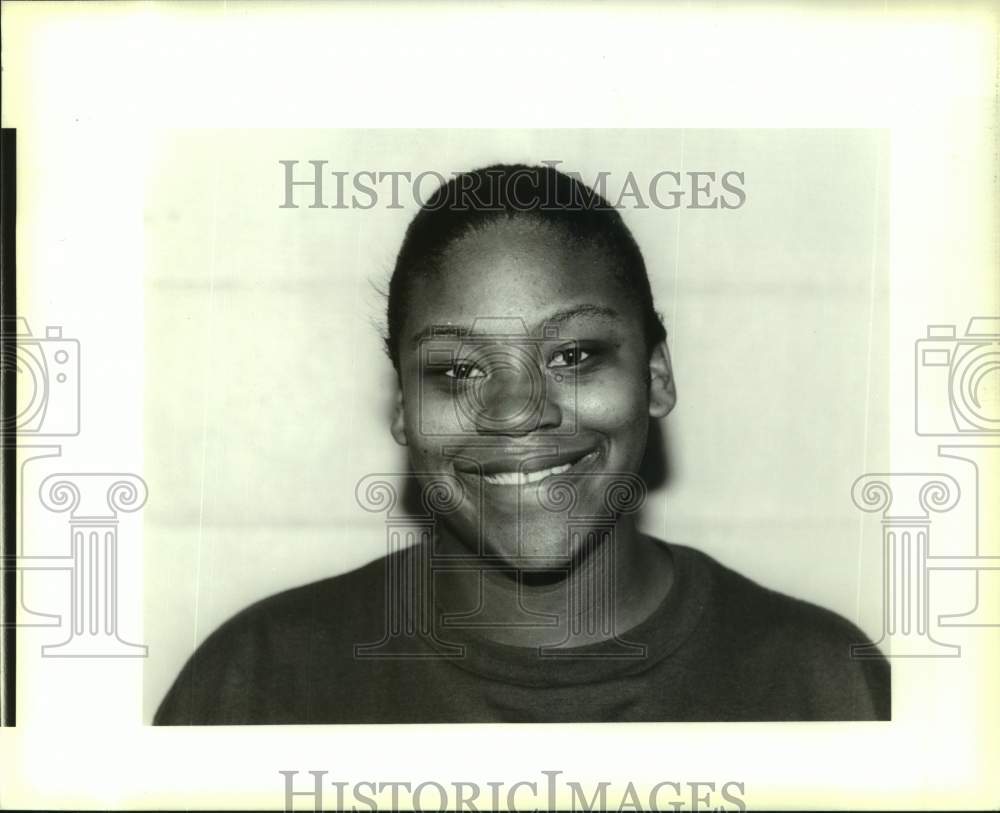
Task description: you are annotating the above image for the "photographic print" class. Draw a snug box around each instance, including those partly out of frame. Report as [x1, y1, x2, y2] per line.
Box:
[143, 130, 890, 726]
[1, 2, 997, 811]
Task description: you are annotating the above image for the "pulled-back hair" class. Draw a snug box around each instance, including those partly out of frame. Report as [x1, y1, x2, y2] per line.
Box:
[385, 163, 666, 371]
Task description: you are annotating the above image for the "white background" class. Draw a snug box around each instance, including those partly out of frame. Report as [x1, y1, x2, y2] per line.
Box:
[2, 2, 998, 810]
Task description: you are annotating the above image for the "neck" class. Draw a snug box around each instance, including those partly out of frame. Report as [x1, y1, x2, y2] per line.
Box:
[432, 517, 674, 648]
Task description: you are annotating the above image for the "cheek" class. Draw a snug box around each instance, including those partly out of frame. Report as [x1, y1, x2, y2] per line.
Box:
[575, 366, 649, 437]
[404, 421, 447, 465]
[399, 368, 461, 445]
[397, 380, 440, 461]
[404, 392, 454, 443]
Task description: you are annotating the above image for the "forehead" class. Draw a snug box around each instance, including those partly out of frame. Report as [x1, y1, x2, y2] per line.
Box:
[407, 218, 631, 331]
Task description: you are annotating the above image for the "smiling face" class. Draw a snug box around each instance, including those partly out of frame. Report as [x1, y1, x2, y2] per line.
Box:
[392, 218, 675, 570]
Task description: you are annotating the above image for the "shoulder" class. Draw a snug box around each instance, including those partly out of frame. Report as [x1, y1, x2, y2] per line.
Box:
[673, 543, 873, 642]
[195, 548, 392, 650]
[672, 543, 891, 720]
[153, 548, 403, 725]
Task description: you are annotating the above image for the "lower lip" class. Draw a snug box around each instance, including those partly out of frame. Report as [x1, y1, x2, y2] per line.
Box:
[466, 448, 602, 490]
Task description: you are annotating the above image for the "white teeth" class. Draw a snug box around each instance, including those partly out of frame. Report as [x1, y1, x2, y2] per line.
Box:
[482, 462, 572, 486]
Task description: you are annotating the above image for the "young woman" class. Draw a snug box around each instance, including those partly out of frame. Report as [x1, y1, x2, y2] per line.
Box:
[155, 164, 889, 724]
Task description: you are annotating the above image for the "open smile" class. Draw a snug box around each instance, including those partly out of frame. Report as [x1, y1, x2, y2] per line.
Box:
[453, 447, 601, 488]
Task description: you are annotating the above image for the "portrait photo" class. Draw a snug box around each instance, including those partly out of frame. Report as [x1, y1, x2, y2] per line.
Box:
[7, 2, 1000, 808]
[143, 129, 890, 725]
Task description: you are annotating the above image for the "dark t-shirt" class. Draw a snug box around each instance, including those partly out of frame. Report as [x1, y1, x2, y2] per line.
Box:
[154, 541, 890, 724]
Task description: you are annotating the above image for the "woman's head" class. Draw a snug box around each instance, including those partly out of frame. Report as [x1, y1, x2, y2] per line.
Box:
[385, 164, 666, 373]
[384, 164, 676, 569]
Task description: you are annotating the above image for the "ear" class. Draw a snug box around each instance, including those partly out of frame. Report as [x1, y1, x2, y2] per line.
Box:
[647, 341, 677, 419]
[390, 385, 408, 446]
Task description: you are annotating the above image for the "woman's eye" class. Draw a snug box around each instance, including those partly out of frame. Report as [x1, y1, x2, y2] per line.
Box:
[548, 348, 591, 368]
[445, 362, 486, 380]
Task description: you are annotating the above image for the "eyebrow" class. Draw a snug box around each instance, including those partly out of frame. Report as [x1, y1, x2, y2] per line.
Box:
[545, 304, 619, 325]
[411, 304, 620, 343]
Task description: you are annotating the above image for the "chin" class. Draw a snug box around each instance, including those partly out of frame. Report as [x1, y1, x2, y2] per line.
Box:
[438, 477, 631, 568]
[483, 524, 610, 574]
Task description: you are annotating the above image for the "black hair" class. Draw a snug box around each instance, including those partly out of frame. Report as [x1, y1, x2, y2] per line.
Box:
[385, 163, 666, 372]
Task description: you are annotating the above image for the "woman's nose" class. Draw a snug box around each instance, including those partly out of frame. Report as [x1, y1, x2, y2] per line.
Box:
[469, 365, 562, 436]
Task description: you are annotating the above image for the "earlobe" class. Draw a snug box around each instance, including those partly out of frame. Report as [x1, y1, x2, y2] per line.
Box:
[390, 388, 408, 446]
[648, 341, 677, 419]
